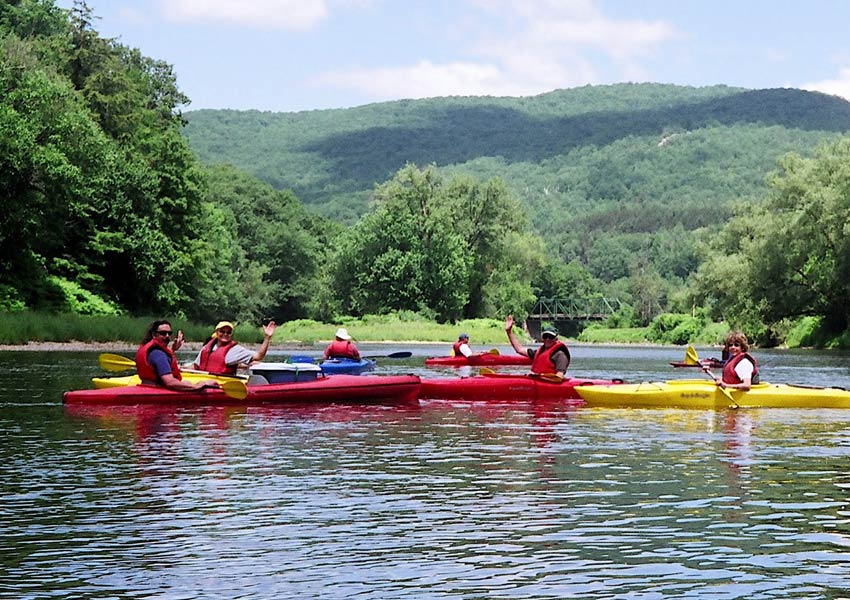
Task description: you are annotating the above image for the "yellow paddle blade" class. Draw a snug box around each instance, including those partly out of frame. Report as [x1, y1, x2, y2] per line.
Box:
[684, 345, 700, 365]
[487, 348, 500, 355]
[718, 385, 739, 409]
[479, 367, 497, 376]
[221, 380, 248, 400]
[99, 353, 136, 372]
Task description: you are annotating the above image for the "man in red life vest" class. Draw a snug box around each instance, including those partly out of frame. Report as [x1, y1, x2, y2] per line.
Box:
[452, 333, 473, 358]
[136, 319, 219, 391]
[717, 331, 759, 391]
[323, 327, 361, 360]
[190, 320, 277, 375]
[505, 315, 571, 377]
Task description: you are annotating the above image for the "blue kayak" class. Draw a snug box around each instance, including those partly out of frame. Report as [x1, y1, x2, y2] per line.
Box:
[289, 355, 376, 375]
[318, 358, 376, 375]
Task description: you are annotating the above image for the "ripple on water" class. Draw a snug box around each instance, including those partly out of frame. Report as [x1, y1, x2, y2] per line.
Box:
[4, 351, 850, 598]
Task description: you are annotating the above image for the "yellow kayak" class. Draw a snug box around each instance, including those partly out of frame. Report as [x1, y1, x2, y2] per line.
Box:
[576, 379, 850, 409]
[93, 371, 246, 389]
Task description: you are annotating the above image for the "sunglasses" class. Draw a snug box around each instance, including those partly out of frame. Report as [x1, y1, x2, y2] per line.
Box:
[155, 330, 172, 336]
[727, 342, 741, 347]
[542, 334, 556, 340]
[217, 330, 233, 335]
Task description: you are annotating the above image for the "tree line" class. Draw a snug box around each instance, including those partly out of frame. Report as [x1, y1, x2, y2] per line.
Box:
[4, 1, 850, 346]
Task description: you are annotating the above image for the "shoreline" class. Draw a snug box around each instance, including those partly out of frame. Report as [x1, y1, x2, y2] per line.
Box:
[0, 340, 708, 352]
[0, 341, 315, 352]
[0, 340, 449, 352]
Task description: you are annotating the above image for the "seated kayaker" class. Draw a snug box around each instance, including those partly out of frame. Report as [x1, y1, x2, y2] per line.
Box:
[505, 316, 570, 377]
[716, 331, 759, 391]
[136, 319, 219, 391]
[190, 320, 276, 375]
[452, 333, 473, 359]
[323, 327, 361, 361]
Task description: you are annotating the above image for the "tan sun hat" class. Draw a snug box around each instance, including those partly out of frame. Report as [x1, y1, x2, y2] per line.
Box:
[212, 321, 235, 337]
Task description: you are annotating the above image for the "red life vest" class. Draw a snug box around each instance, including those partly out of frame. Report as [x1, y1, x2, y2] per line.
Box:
[326, 339, 358, 359]
[452, 340, 468, 357]
[722, 352, 758, 384]
[135, 339, 182, 385]
[198, 338, 237, 375]
[530, 341, 570, 374]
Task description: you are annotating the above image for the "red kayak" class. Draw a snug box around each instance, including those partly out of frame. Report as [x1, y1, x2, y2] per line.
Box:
[64, 374, 421, 406]
[425, 353, 532, 367]
[419, 374, 623, 402]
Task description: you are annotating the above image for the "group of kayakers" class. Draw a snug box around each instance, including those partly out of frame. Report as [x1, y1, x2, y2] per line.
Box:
[135, 314, 757, 395]
[136, 319, 361, 391]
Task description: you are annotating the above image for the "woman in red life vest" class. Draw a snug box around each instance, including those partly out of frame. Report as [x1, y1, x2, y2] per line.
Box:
[190, 320, 277, 375]
[136, 319, 219, 391]
[323, 328, 361, 360]
[718, 331, 759, 391]
[505, 315, 571, 377]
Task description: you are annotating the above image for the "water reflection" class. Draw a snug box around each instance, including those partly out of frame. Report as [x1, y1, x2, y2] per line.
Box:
[3, 348, 850, 598]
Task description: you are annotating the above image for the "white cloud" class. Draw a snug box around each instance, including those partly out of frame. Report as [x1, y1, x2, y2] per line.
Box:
[802, 67, 850, 102]
[157, 0, 328, 30]
[311, 0, 680, 101]
[308, 60, 530, 99]
[472, 0, 677, 60]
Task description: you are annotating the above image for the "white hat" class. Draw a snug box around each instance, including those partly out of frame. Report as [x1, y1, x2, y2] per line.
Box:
[335, 327, 351, 340]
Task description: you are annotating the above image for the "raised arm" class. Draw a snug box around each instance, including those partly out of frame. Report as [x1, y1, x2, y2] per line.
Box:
[251, 321, 277, 362]
[505, 315, 529, 357]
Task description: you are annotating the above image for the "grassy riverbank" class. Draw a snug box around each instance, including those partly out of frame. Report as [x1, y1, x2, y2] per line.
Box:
[8, 310, 833, 348]
[0, 311, 772, 346]
[0, 310, 662, 347]
[0, 311, 538, 346]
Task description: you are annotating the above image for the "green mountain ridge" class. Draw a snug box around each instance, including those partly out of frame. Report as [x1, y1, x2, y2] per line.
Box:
[183, 84, 850, 222]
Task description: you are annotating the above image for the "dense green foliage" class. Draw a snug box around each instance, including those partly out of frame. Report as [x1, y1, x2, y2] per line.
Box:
[692, 136, 850, 343]
[1, 0, 327, 323]
[321, 165, 540, 322]
[7, 1, 850, 347]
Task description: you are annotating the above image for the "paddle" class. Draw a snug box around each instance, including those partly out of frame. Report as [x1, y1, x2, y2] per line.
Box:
[217, 380, 248, 400]
[98, 353, 248, 399]
[701, 366, 739, 409]
[364, 351, 412, 359]
[99, 353, 136, 372]
[685, 345, 700, 366]
[479, 367, 564, 383]
[487, 348, 500, 355]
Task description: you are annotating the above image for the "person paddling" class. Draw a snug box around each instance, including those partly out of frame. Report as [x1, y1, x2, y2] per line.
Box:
[505, 315, 570, 377]
[713, 331, 759, 392]
[136, 319, 219, 391]
[190, 320, 276, 375]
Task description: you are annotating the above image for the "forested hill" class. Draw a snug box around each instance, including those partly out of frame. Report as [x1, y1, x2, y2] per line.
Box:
[183, 83, 850, 226]
[184, 84, 850, 332]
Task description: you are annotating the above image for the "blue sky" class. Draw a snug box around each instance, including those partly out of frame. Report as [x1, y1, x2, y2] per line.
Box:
[58, 0, 850, 113]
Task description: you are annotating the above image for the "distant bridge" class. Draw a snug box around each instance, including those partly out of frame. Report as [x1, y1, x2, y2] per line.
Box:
[526, 297, 622, 339]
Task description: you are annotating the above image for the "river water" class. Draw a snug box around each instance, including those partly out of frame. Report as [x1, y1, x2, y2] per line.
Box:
[2, 344, 850, 599]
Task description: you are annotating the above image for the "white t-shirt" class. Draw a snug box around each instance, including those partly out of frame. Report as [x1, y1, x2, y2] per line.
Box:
[735, 357, 755, 381]
[457, 342, 472, 358]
